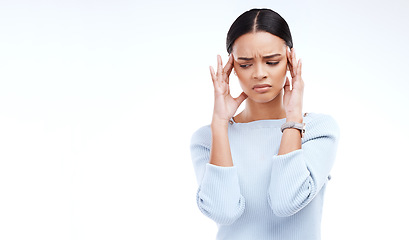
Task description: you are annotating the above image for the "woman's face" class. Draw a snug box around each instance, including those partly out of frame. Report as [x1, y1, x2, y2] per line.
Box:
[232, 31, 288, 103]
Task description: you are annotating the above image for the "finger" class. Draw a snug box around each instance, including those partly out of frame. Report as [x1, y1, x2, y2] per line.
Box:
[297, 59, 302, 78]
[210, 66, 220, 89]
[224, 55, 233, 84]
[291, 48, 298, 78]
[225, 56, 234, 81]
[291, 48, 296, 77]
[224, 54, 234, 76]
[287, 48, 294, 78]
[209, 66, 216, 82]
[216, 55, 223, 79]
[293, 58, 303, 86]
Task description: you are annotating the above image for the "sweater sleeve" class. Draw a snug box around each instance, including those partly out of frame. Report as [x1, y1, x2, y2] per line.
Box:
[267, 114, 340, 217]
[190, 126, 245, 225]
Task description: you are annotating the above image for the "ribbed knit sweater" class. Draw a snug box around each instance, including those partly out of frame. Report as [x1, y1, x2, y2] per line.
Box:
[190, 112, 340, 240]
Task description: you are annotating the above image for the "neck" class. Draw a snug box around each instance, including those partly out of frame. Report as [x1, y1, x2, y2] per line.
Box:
[235, 89, 287, 123]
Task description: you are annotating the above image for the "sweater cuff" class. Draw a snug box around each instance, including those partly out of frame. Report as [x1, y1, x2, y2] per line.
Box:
[197, 163, 245, 225]
[269, 149, 313, 216]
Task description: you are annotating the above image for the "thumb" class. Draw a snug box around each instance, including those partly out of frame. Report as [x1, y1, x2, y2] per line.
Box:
[234, 92, 248, 105]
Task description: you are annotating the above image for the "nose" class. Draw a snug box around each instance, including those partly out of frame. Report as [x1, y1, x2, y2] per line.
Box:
[252, 63, 267, 80]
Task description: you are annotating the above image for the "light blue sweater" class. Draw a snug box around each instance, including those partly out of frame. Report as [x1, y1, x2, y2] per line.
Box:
[190, 112, 340, 240]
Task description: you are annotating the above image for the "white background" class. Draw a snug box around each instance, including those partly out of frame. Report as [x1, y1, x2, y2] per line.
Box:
[1, 0, 408, 239]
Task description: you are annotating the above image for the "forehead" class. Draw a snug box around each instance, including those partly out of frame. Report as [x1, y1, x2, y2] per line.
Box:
[232, 31, 286, 57]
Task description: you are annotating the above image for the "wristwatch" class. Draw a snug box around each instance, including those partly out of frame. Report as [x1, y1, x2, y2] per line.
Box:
[281, 121, 306, 138]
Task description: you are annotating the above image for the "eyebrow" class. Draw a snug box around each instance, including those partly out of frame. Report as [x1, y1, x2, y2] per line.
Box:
[237, 54, 281, 61]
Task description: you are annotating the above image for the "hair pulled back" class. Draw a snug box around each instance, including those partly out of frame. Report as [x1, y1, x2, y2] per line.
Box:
[226, 8, 293, 54]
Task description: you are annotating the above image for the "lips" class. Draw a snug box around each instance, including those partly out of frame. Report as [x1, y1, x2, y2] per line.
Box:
[253, 84, 272, 89]
[253, 84, 272, 93]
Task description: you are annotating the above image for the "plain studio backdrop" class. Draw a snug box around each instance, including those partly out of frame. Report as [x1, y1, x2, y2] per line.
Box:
[0, 0, 408, 239]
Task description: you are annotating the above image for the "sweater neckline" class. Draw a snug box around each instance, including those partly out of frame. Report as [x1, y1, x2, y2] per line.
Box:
[229, 116, 287, 128]
[229, 112, 311, 128]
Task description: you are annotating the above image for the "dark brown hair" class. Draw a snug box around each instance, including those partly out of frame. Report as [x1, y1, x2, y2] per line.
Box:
[226, 8, 293, 54]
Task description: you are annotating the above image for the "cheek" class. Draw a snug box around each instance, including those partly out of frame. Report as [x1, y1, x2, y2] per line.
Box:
[233, 67, 249, 87]
[274, 64, 288, 76]
[274, 65, 288, 80]
[236, 76, 249, 91]
[235, 72, 251, 88]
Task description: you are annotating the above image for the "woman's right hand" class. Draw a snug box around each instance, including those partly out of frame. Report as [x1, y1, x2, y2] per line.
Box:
[209, 54, 247, 124]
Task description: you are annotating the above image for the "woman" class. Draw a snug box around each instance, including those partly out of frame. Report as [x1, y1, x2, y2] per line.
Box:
[190, 8, 340, 240]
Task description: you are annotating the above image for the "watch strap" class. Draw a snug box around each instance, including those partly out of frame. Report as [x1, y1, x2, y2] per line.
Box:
[281, 121, 306, 138]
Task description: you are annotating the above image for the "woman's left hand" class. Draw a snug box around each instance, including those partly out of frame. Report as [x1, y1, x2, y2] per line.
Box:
[283, 47, 304, 122]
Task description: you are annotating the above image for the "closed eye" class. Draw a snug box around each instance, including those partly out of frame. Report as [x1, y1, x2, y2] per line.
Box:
[239, 61, 279, 68]
[239, 64, 251, 68]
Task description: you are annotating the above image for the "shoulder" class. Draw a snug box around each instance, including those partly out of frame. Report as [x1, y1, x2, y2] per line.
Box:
[303, 112, 340, 139]
[190, 124, 212, 148]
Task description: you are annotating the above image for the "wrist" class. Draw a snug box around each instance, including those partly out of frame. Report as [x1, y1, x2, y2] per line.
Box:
[286, 116, 303, 123]
[211, 117, 229, 129]
[285, 110, 302, 121]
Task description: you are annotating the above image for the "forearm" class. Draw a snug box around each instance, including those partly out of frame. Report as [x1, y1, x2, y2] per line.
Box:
[209, 119, 233, 167]
[277, 116, 303, 155]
